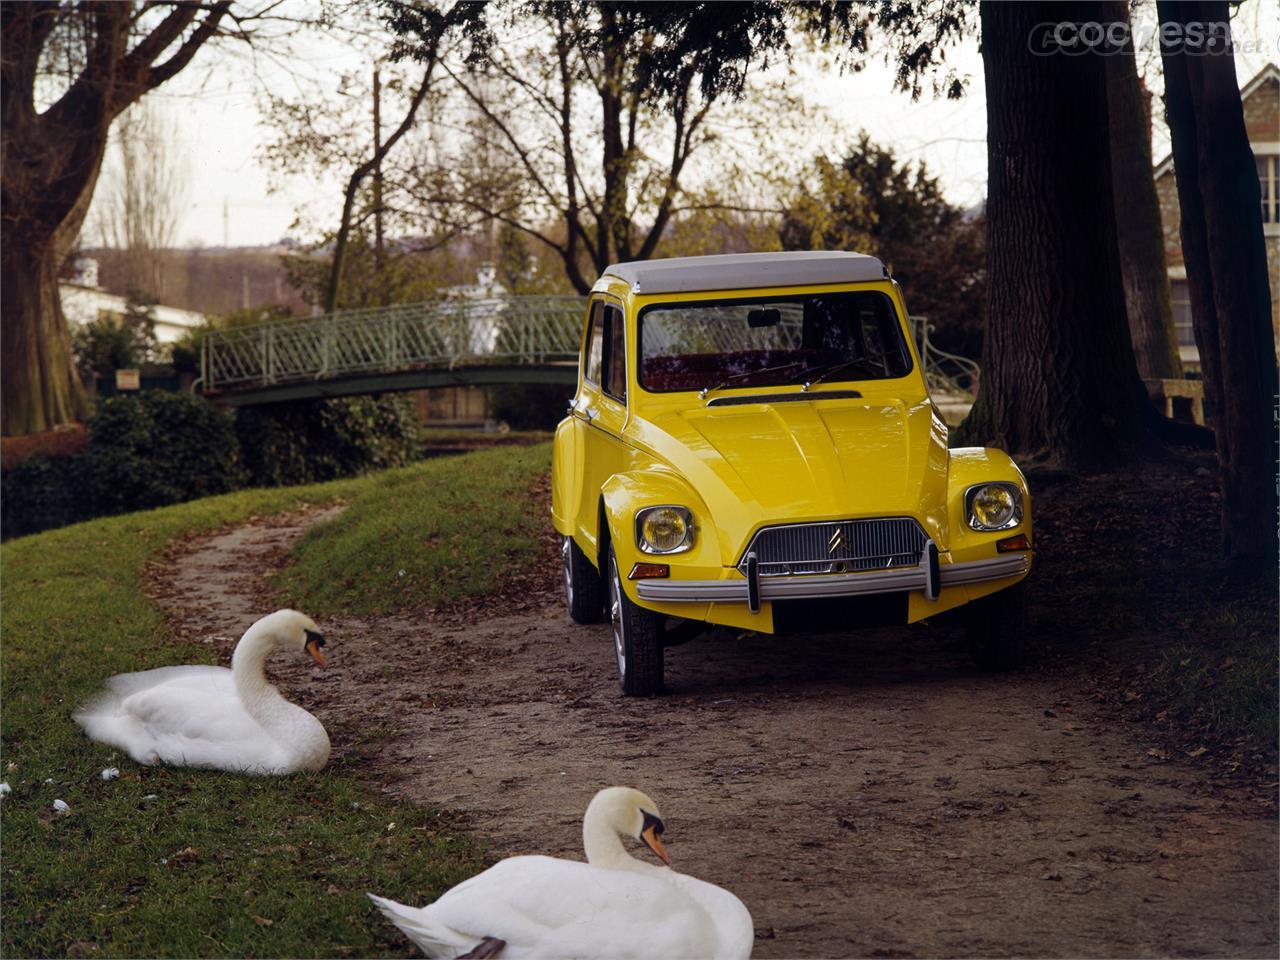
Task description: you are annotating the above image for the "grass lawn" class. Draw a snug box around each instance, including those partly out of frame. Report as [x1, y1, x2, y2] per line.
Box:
[274, 445, 550, 616]
[1, 445, 549, 958]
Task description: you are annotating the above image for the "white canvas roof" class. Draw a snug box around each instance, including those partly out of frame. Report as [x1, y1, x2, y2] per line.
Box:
[601, 251, 888, 295]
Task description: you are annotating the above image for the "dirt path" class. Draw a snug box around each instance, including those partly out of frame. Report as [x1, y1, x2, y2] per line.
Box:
[150, 511, 1278, 960]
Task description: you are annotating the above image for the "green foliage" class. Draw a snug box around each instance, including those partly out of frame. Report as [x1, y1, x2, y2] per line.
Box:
[235, 395, 421, 487]
[2, 392, 421, 539]
[1, 471, 491, 957]
[71, 288, 162, 379]
[782, 132, 986, 358]
[274, 444, 550, 616]
[0, 454, 84, 538]
[86, 391, 244, 512]
[2, 393, 242, 538]
[71, 315, 144, 379]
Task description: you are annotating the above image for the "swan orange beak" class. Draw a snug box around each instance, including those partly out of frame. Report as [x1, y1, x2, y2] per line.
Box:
[305, 637, 327, 668]
[640, 819, 669, 866]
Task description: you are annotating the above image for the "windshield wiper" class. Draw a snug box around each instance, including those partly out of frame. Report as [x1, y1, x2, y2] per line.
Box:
[699, 361, 807, 400]
[791, 358, 876, 390]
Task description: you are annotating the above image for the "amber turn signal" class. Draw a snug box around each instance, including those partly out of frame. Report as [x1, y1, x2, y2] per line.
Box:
[629, 562, 670, 580]
[996, 533, 1031, 552]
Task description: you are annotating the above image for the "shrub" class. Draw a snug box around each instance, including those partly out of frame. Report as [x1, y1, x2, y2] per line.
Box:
[1, 455, 83, 538]
[1, 392, 242, 539]
[3, 392, 422, 539]
[81, 391, 244, 514]
[235, 395, 421, 487]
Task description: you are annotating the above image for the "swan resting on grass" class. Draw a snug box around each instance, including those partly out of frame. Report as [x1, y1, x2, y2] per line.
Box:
[73, 609, 331, 775]
[369, 786, 754, 959]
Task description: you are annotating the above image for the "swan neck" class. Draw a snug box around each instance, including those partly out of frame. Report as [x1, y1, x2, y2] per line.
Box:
[582, 807, 634, 869]
[231, 627, 280, 709]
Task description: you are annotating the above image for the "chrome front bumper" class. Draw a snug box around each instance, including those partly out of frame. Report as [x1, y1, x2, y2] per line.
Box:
[635, 553, 1029, 604]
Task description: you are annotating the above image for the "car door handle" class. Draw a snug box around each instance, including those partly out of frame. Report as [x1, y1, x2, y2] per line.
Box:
[572, 407, 593, 424]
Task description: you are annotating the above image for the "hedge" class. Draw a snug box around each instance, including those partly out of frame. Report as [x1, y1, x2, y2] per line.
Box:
[1, 392, 421, 539]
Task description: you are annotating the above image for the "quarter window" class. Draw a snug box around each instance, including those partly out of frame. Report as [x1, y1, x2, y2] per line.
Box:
[603, 305, 626, 402]
[583, 301, 605, 385]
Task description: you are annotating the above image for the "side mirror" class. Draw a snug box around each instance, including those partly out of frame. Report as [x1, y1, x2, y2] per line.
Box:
[747, 308, 781, 329]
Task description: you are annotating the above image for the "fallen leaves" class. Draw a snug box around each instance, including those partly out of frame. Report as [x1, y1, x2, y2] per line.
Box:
[168, 846, 199, 865]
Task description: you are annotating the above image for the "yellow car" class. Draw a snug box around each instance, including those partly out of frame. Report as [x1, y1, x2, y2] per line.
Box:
[551, 251, 1032, 695]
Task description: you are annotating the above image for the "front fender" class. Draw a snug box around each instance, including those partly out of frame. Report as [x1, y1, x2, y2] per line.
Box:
[599, 469, 724, 603]
[903, 446, 1032, 623]
[945, 446, 1032, 556]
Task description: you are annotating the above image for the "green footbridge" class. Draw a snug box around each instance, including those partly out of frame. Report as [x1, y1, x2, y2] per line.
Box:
[199, 295, 977, 413]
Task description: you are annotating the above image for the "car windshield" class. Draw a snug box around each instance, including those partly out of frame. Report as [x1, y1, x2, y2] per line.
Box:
[638, 290, 912, 393]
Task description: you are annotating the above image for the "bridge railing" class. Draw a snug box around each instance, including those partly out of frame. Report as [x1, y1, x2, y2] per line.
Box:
[201, 296, 587, 391]
[911, 316, 981, 398]
[201, 295, 981, 398]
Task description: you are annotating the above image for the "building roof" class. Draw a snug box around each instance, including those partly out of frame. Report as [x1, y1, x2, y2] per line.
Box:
[1154, 61, 1279, 179]
[601, 251, 888, 295]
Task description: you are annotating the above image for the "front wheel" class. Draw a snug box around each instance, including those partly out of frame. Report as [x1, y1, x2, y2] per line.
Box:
[608, 546, 665, 696]
[563, 535, 606, 624]
[966, 581, 1029, 671]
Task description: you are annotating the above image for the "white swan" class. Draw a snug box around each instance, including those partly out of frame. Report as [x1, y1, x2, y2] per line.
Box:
[73, 609, 331, 775]
[369, 786, 754, 960]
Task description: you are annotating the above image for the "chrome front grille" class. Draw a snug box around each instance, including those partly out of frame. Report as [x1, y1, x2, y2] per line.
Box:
[740, 517, 928, 578]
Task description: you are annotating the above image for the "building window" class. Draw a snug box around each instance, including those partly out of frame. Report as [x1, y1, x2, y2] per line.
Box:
[1258, 153, 1279, 225]
[1170, 280, 1195, 347]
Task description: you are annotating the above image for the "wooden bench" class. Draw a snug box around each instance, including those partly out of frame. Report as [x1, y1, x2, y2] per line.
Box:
[1144, 378, 1205, 425]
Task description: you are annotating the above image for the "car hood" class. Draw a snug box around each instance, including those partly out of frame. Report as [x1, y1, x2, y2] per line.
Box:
[633, 397, 950, 562]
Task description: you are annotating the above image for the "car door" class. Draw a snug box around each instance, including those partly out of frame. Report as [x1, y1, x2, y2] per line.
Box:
[573, 296, 629, 557]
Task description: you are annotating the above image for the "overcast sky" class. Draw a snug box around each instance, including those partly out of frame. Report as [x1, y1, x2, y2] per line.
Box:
[96, 0, 1278, 250]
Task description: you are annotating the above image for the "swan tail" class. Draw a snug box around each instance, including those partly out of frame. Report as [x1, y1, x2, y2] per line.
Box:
[72, 690, 159, 765]
[367, 892, 476, 959]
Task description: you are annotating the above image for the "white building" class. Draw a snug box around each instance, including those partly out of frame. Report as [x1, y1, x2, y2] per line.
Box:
[59, 257, 206, 344]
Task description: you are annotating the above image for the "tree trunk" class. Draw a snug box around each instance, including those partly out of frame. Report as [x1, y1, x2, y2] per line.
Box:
[958, 1, 1152, 469]
[1158, 0, 1279, 567]
[1, 1, 228, 435]
[323, 60, 436, 313]
[0, 237, 87, 435]
[1103, 1, 1183, 381]
[597, 6, 628, 271]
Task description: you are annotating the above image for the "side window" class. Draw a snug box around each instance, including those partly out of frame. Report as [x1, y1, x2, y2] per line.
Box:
[583, 300, 605, 385]
[603, 305, 627, 402]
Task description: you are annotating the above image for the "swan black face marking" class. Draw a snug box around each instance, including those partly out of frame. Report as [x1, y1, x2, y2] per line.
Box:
[641, 810, 665, 836]
[639, 809, 670, 865]
[304, 629, 325, 648]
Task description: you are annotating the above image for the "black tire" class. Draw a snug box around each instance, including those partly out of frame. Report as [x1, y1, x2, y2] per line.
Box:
[966, 581, 1029, 672]
[607, 546, 665, 696]
[562, 535, 606, 624]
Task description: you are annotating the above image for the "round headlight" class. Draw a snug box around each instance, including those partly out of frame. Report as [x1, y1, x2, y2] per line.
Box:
[637, 506, 695, 554]
[966, 483, 1023, 531]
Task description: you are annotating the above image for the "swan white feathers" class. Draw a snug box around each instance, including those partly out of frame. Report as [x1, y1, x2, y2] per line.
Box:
[73, 609, 330, 775]
[369, 786, 754, 959]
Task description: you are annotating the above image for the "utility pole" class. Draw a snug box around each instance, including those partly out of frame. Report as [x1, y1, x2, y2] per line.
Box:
[222, 197, 229, 249]
[373, 64, 387, 306]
